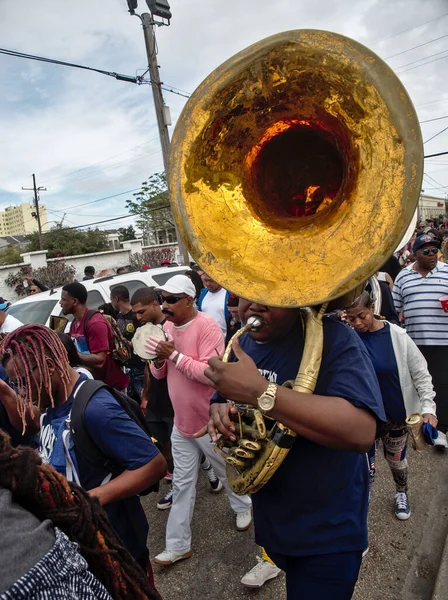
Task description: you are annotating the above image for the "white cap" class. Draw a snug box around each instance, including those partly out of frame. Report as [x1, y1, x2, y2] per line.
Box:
[155, 274, 196, 298]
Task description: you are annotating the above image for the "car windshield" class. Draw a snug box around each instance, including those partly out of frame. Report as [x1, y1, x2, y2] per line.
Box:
[6, 299, 58, 325]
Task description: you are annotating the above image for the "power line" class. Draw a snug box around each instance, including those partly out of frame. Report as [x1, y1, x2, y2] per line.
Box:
[396, 50, 448, 74]
[424, 126, 448, 145]
[68, 214, 134, 229]
[423, 173, 448, 192]
[425, 151, 448, 158]
[372, 12, 448, 44]
[0, 47, 139, 84]
[43, 148, 160, 188]
[49, 188, 141, 212]
[395, 47, 448, 71]
[424, 172, 443, 186]
[0, 46, 191, 98]
[420, 115, 448, 124]
[40, 141, 156, 185]
[385, 33, 448, 60]
[417, 96, 448, 109]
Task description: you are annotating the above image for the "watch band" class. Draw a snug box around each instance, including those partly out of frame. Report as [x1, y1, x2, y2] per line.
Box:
[257, 382, 278, 413]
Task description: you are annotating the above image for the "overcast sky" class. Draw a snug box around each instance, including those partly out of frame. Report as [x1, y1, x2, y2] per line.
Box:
[0, 0, 447, 232]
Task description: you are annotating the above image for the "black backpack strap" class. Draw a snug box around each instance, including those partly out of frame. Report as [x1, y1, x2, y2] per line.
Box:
[69, 378, 160, 495]
[69, 379, 114, 471]
[82, 310, 99, 351]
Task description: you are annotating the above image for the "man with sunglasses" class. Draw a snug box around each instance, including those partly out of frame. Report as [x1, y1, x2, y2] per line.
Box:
[393, 234, 448, 431]
[146, 275, 252, 566]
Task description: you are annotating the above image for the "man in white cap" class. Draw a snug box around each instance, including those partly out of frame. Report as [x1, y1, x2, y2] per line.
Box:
[0, 298, 22, 335]
[146, 275, 252, 566]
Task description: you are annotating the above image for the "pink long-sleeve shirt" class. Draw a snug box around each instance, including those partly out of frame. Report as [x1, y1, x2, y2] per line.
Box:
[150, 311, 225, 437]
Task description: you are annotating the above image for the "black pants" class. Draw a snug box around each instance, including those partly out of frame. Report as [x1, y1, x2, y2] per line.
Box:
[418, 345, 448, 431]
[267, 551, 362, 600]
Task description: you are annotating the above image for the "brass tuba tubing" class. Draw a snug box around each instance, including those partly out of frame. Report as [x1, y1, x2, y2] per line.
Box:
[222, 316, 262, 363]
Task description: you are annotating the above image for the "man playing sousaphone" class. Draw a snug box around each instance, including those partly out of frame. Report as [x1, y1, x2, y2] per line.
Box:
[196, 298, 385, 598]
[166, 24, 424, 599]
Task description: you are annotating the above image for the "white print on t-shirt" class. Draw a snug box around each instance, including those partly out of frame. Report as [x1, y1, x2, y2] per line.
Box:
[40, 422, 55, 465]
[259, 369, 278, 383]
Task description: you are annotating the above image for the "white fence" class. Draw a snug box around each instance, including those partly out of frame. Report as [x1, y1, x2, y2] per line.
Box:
[0, 239, 181, 301]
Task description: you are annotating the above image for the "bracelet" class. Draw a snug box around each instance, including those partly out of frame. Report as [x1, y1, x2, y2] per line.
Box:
[169, 350, 179, 362]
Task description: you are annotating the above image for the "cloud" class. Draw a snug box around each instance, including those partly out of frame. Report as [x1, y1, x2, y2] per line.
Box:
[0, 0, 447, 230]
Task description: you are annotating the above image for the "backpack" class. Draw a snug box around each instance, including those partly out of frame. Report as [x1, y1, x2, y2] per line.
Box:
[83, 310, 132, 367]
[69, 379, 159, 495]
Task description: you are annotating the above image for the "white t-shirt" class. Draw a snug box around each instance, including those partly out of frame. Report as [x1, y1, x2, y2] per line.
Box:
[74, 366, 94, 379]
[0, 314, 23, 334]
[201, 288, 228, 336]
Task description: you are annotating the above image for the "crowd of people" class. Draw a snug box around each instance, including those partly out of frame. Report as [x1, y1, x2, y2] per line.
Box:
[0, 214, 447, 599]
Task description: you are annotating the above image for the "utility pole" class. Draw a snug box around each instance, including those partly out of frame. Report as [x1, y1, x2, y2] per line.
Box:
[22, 174, 46, 250]
[142, 13, 171, 172]
[127, 1, 190, 265]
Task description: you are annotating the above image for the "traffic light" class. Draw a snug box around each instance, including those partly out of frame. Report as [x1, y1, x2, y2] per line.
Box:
[126, 0, 138, 14]
[146, 0, 172, 20]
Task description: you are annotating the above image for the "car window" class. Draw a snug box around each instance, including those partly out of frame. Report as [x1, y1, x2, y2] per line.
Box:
[6, 300, 58, 325]
[110, 279, 148, 300]
[151, 270, 187, 286]
[86, 290, 105, 310]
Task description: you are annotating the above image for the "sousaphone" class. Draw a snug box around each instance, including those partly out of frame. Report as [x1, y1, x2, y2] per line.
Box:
[168, 30, 423, 494]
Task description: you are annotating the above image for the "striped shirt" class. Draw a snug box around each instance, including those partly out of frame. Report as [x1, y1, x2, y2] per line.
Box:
[1, 528, 112, 600]
[392, 261, 448, 346]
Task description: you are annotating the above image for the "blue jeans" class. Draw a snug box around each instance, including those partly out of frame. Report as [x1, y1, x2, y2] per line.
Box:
[126, 367, 145, 403]
[268, 551, 362, 599]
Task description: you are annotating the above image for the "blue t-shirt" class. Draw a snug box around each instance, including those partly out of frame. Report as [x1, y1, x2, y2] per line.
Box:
[213, 315, 385, 557]
[356, 323, 406, 423]
[40, 375, 159, 559]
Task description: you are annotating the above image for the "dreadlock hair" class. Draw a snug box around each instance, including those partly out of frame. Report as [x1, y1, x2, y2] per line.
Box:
[0, 430, 161, 600]
[1, 325, 72, 427]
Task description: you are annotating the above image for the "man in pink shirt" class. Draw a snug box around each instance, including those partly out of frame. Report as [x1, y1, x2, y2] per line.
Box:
[147, 275, 252, 566]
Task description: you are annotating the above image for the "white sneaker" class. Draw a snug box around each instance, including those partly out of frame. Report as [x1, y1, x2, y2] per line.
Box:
[154, 549, 192, 565]
[434, 431, 448, 449]
[241, 557, 281, 588]
[236, 507, 253, 531]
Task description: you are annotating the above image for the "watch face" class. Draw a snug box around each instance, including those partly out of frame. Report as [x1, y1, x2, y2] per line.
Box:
[258, 393, 275, 412]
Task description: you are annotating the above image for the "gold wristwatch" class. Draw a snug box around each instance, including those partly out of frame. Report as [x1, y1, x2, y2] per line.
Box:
[256, 382, 278, 413]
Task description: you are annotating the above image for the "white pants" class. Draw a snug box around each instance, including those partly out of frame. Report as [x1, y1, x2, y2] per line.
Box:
[166, 425, 252, 552]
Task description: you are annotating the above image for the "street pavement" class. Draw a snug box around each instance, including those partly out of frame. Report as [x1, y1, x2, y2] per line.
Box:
[142, 444, 448, 600]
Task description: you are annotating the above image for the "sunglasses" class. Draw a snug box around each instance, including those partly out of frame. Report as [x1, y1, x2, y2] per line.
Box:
[160, 294, 187, 304]
[421, 247, 439, 256]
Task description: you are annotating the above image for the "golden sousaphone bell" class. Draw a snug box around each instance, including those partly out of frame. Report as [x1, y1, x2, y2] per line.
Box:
[168, 30, 423, 494]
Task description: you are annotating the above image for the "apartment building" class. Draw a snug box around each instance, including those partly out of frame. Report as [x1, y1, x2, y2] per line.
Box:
[0, 203, 49, 236]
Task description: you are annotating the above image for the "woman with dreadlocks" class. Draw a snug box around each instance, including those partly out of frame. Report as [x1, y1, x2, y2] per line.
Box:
[0, 430, 162, 600]
[1, 324, 166, 595]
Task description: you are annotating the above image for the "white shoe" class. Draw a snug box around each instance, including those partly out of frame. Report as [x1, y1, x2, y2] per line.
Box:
[236, 507, 252, 531]
[434, 431, 448, 449]
[154, 549, 192, 565]
[241, 557, 281, 588]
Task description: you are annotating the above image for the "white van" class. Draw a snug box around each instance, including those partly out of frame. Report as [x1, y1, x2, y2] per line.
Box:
[6, 266, 188, 326]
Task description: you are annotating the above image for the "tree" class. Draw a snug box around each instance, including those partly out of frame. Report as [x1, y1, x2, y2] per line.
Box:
[5, 262, 76, 297]
[118, 225, 137, 242]
[129, 247, 176, 270]
[27, 225, 109, 258]
[126, 172, 175, 242]
[0, 245, 23, 266]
